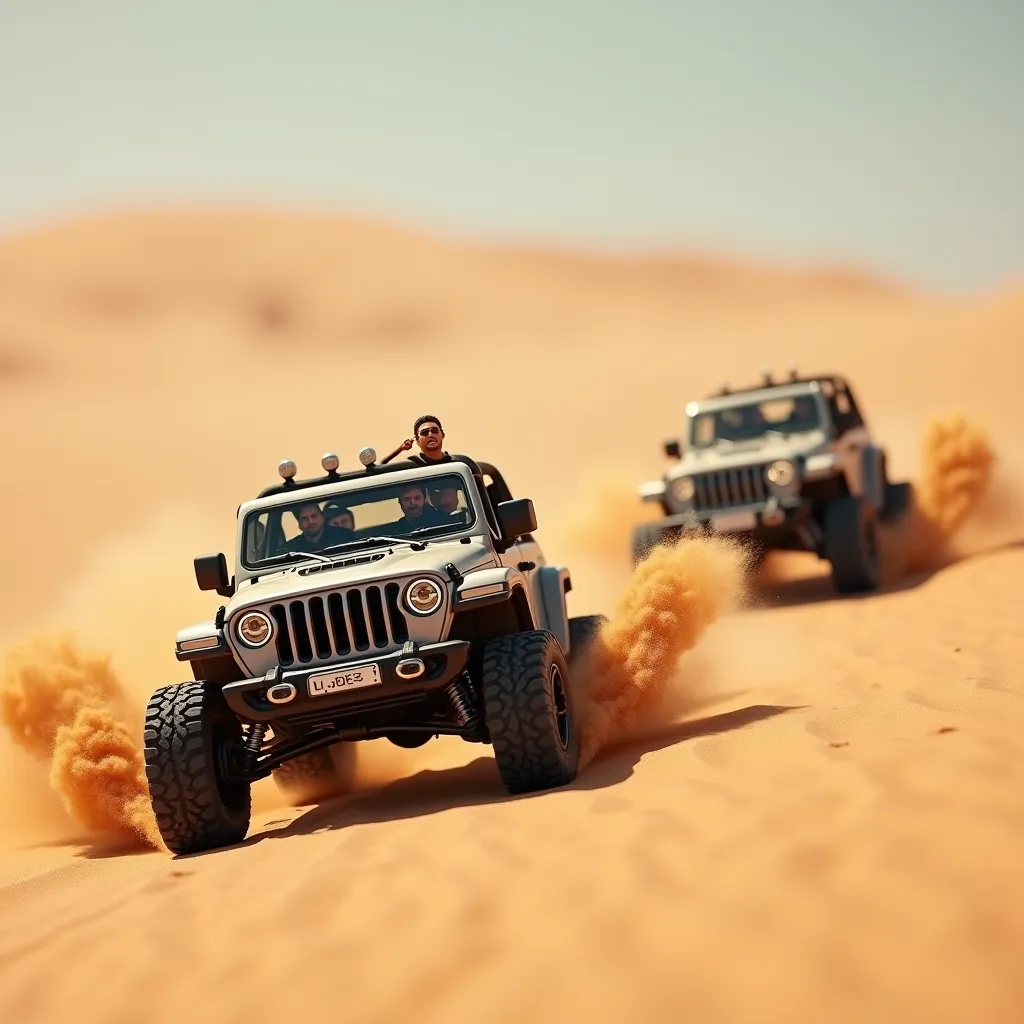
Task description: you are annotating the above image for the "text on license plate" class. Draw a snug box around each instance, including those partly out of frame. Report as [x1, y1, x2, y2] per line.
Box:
[307, 664, 383, 697]
[710, 509, 758, 532]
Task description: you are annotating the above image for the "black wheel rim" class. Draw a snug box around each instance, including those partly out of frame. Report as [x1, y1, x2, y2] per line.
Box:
[550, 664, 570, 750]
[212, 719, 247, 814]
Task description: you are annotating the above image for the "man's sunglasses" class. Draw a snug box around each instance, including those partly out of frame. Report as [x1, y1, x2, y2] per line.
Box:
[418, 426, 441, 436]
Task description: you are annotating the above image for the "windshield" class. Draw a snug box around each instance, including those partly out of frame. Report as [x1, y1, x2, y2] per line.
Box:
[243, 472, 476, 568]
[690, 394, 821, 447]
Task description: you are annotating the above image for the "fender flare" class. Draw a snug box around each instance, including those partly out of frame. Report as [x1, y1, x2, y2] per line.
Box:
[536, 565, 571, 655]
[859, 445, 886, 513]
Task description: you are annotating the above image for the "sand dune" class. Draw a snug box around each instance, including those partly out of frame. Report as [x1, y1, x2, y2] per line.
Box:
[0, 207, 1022, 1023]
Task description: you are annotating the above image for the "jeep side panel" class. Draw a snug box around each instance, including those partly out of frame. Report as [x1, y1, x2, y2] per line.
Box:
[858, 444, 887, 513]
[536, 565, 572, 654]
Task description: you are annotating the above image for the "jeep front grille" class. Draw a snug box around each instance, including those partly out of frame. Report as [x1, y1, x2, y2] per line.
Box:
[268, 583, 411, 667]
[691, 464, 770, 511]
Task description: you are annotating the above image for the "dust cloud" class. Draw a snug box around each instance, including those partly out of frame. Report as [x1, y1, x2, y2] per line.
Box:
[880, 410, 1002, 579]
[0, 635, 162, 850]
[570, 534, 751, 769]
[0, 410, 1007, 851]
[559, 407, 1011, 769]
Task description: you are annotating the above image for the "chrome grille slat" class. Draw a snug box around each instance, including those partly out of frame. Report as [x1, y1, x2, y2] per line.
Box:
[347, 590, 369, 651]
[337, 591, 355, 654]
[690, 463, 772, 512]
[739, 468, 754, 503]
[324, 593, 342, 655]
[380, 587, 395, 647]
[263, 583, 414, 667]
[284, 604, 301, 664]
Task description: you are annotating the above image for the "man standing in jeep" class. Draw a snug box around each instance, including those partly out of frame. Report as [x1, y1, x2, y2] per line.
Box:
[406, 414, 452, 465]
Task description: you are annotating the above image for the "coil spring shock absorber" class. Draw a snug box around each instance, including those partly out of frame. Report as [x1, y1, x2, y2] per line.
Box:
[243, 722, 267, 771]
[445, 672, 480, 733]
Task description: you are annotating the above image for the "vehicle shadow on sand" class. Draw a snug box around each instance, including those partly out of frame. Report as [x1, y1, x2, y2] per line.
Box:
[233, 703, 801, 850]
[748, 538, 1024, 611]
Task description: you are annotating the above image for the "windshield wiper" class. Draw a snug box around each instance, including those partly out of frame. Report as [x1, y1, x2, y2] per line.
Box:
[276, 550, 333, 564]
[407, 524, 460, 540]
[320, 524, 457, 557]
[319, 535, 426, 556]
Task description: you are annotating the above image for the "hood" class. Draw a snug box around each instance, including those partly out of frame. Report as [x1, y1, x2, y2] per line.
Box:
[669, 430, 829, 478]
[228, 535, 496, 613]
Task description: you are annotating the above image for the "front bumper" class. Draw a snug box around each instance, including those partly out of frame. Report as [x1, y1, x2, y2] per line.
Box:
[659, 497, 813, 537]
[222, 639, 470, 723]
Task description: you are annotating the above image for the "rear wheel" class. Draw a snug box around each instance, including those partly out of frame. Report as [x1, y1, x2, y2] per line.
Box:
[481, 630, 578, 795]
[824, 495, 881, 594]
[272, 743, 357, 804]
[143, 681, 251, 855]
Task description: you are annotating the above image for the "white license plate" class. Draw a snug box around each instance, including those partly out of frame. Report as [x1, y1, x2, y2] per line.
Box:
[307, 663, 383, 697]
[711, 509, 757, 533]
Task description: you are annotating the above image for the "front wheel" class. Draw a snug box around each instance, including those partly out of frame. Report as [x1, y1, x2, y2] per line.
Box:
[481, 630, 579, 796]
[824, 495, 882, 594]
[143, 681, 251, 855]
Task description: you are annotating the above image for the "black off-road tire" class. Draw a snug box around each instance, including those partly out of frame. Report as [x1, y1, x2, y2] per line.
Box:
[567, 614, 608, 668]
[880, 480, 913, 524]
[481, 630, 579, 796]
[272, 743, 357, 804]
[823, 495, 882, 595]
[143, 681, 252, 855]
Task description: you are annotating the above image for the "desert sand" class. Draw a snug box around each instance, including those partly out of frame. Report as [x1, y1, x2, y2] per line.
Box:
[0, 207, 1022, 1023]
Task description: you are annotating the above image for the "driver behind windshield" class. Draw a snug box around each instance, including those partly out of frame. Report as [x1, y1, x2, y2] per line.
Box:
[286, 501, 357, 552]
[789, 395, 818, 429]
[394, 483, 450, 531]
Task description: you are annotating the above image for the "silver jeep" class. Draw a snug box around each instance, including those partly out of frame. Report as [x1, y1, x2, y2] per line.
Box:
[143, 448, 605, 855]
[632, 369, 913, 592]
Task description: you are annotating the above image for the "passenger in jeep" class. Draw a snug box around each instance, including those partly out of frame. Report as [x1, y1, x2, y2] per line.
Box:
[395, 483, 450, 530]
[287, 501, 356, 552]
[428, 483, 465, 519]
[322, 502, 355, 531]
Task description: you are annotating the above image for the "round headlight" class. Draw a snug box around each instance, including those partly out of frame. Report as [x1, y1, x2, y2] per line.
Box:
[670, 477, 695, 503]
[766, 460, 797, 491]
[404, 578, 443, 616]
[236, 610, 274, 648]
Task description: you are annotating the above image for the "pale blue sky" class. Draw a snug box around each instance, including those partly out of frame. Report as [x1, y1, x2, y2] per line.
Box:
[1, 1, 1021, 292]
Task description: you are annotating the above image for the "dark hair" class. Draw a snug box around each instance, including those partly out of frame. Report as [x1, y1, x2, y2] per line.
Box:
[293, 501, 322, 518]
[399, 483, 427, 498]
[413, 414, 443, 436]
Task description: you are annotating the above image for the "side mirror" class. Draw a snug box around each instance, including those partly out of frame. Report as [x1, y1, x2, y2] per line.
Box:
[195, 553, 235, 598]
[497, 498, 537, 543]
[664, 439, 682, 459]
